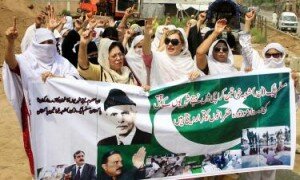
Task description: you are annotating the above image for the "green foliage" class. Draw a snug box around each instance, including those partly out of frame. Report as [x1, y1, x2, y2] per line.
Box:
[61, 9, 71, 16]
[157, 16, 187, 27]
[250, 27, 266, 44]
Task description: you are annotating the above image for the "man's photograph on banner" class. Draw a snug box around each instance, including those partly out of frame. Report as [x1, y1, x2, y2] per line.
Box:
[241, 126, 291, 168]
[98, 147, 147, 179]
[37, 150, 96, 180]
[97, 88, 152, 146]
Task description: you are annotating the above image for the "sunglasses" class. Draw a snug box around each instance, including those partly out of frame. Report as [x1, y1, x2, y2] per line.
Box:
[213, 47, 229, 53]
[265, 53, 282, 58]
[164, 38, 180, 46]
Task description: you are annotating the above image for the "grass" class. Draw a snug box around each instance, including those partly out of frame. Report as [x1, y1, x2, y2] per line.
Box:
[250, 27, 267, 44]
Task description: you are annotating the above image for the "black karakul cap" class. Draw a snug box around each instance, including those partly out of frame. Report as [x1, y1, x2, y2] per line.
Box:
[104, 89, 136, 110]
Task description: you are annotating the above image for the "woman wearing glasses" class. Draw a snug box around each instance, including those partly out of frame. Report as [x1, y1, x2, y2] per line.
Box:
[240, 10, 286, 71]
[143, 19, 204, 88]
[195, 19, 238, 75]
[77, 29, 137, 85]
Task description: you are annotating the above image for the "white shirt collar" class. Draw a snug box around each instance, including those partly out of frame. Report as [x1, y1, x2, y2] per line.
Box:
[76, 164, 85, 174]
[117, 126, 136, 145]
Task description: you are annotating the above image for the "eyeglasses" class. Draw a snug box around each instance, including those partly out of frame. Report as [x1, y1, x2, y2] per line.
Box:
[213, 47, 229, 53]
[265, 53, 283, 58]
[164, 38, 180, 46]
[87, 53, 98, 59]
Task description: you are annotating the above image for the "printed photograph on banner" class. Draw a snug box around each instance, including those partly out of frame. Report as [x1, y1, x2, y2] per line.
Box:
[144, 153, 186, 178]
[241, 126, 291, 168]
[37, 164, 67, 180]
[202, 150, 242, 172]
[97, 88, 152, 146]
[98, 147, 147, 179]
[37, 150, 97, 180]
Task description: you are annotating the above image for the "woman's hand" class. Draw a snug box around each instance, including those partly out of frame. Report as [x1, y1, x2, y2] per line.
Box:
[5, 17, 18, 43]
[41, 71, 61, 82]
[214, 19, 227, 34]
[188, 70, 201, 81]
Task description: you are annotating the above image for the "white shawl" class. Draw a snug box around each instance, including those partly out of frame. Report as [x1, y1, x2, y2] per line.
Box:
[207, 39, 237, 75]
[150, 28, 203, 87]
[125, 35, 148, 85]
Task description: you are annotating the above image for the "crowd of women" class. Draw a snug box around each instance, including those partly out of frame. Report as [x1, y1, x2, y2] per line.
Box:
[3, 4, 300, 180]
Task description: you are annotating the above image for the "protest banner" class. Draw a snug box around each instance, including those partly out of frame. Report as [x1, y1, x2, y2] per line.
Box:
[29, 69, 295, 179]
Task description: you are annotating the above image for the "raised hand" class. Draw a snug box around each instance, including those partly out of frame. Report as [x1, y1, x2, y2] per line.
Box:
[144, 18, 154, 36]
[88, 17, 97, 29]
[132, 147, 146, 169]
[74, 19, 83, 31]
[214, 19, 227, 34]
[124, 5, 135, 18]
[46, 4, 60, 30]
[35, 11, 46, 28]
[60, 16, 67, 25]
[80, 29, 94, 45]
[245, 10, 256, 22]
[5, 17, 18, 42]
[165, 16, 171, 25]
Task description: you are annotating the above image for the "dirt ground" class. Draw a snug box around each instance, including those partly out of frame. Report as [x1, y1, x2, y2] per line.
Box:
[0, 0, 299, 179]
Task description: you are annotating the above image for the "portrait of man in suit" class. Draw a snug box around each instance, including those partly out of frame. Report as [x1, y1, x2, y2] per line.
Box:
[98, 89, 152, 146]
[99, 147, 146, 180]
[63, 150, 96, 180]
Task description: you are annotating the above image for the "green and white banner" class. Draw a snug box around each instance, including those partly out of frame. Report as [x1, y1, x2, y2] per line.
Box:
[29, 68, 295, 179]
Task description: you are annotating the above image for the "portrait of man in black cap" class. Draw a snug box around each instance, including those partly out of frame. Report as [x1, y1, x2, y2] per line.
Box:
[98, 89, 152, 146]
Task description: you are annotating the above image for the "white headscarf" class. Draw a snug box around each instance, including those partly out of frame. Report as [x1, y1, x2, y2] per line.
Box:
[150, 28, 203, 87]
[151, 25, 176, 51]
[97, 38, 133, 84]
[262, 43, 286, 68]
[125, 35, 148, 85]
[23, 28, 57, 70]
[21, 28, 80, 82]
[207, 39, 237, 75]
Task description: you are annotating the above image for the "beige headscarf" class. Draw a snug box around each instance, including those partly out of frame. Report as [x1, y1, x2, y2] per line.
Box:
[97, 38, 135, 84]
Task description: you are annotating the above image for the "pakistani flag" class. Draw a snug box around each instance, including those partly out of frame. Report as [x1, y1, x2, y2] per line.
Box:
[97, 69, 294, 178]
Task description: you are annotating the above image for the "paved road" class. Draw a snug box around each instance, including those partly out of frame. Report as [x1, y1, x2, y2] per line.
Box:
[258, 9, 300, 36]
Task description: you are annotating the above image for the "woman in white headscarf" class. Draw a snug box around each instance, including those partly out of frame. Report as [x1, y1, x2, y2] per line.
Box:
[196, 19, 238, 75]
[3, 24, 80, 175]
[240, 10, 287, 71]
[143, 20, 203, 88]
[77, 29, 138, 85]
[125, 35, 150, 86]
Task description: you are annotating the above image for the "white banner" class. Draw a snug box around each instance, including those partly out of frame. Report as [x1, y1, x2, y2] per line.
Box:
[28, 69, 295, 179]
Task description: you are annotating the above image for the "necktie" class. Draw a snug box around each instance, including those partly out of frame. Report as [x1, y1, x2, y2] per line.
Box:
[119, 141, 124, 145]
[75, 166, 81, 180]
